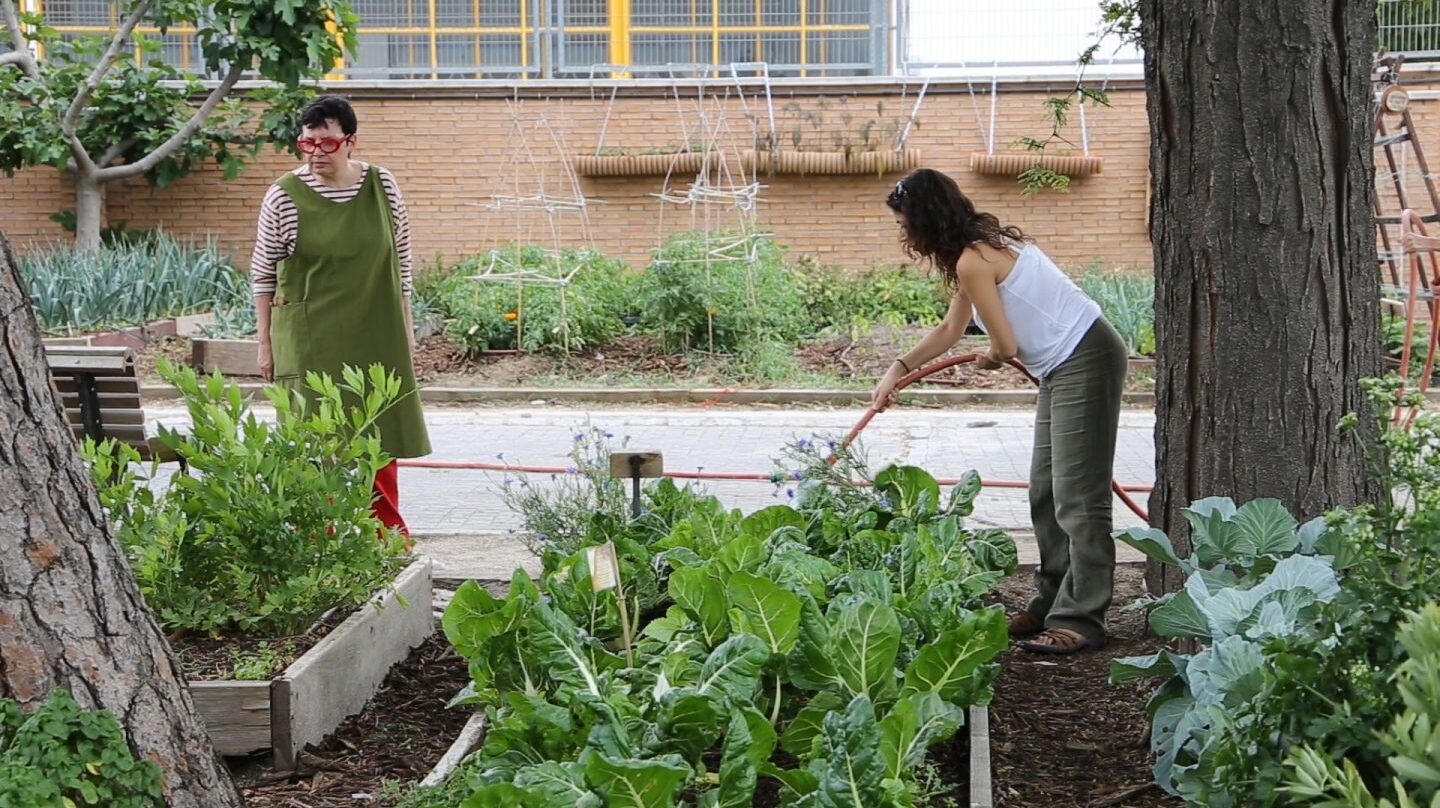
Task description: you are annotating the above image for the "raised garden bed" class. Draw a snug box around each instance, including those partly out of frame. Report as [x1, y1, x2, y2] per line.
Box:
[190, 557, 434, 769]
[190, 336, 260, 376]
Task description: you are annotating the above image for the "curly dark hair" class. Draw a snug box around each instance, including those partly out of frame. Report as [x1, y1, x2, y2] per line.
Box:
[299, 94, 358, 135]
[885, 168, 1027, 288]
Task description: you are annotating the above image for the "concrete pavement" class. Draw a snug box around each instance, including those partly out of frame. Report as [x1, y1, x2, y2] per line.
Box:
[141, 403, 1157, 578]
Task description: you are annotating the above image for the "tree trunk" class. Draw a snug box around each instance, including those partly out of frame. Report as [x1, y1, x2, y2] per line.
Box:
[0, 230, 242, 805]
[1139, 0, 1383, 594]
[74, 174, 105, 251]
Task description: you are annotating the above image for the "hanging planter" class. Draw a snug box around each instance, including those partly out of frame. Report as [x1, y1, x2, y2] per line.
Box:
[573, 151, 710, 177]
[968, 151, 1104, 177]
[745, 148, 921, 176]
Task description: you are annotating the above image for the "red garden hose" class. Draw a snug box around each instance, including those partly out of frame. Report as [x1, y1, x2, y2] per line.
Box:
[833, 352, 1149, 522]
[396, 352, 1152, 521]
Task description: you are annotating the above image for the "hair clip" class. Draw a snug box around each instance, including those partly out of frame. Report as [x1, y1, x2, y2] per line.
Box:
[893, 179, 907, 197]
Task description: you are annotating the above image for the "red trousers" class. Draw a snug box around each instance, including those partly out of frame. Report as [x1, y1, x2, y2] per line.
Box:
[372, 460, 409, 537]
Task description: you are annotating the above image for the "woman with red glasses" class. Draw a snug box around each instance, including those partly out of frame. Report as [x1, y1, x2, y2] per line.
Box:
[249, 94, 430, 537]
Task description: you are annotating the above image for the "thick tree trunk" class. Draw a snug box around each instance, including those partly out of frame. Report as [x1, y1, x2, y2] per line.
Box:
[0, 231, 242, 805]
[74, 175, 105, 251]
[1139, 1, 1383, 594]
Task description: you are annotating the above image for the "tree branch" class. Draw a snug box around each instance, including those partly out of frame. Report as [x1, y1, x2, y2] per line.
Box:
[61, 1, 150, 177]
[2, 1, 37, 79]
[98, 137, 138, 167]
[97, 62, 244, 182]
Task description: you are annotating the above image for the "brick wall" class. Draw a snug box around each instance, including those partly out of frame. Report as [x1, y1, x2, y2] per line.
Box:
[2, 79, 1156, 273]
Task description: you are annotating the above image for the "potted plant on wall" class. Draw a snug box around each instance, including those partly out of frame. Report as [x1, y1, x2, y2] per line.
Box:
[745, 95, 923, 176]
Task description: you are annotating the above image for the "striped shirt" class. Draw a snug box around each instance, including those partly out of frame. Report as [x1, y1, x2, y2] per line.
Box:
[249, 162, 413, 298]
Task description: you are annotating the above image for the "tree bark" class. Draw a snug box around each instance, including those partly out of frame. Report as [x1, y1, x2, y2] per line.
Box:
[0, 230, 242, 805]
[1139, 0, 1383, 594]
[74, 175, 104, 251]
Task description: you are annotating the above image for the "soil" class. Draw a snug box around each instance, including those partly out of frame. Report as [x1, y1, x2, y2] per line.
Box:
[171, 607, 352, 681]
[137, 328, 1155, 394]
[988, 563, 1182, 808]
[231, 631, 472, 807]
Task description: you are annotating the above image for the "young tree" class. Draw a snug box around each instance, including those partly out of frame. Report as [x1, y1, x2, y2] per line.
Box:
[0, 229, 242, 804]
[1139, 0, 1383, 593]
[0, 0, 357, 249]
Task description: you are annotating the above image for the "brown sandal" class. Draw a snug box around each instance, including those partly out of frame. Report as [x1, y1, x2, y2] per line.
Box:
[1006, 611, 1045, 637]
[1020, 627, 1097, 655]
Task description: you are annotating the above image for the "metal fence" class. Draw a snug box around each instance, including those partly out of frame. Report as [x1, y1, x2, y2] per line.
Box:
[17, 0, 1440, 83]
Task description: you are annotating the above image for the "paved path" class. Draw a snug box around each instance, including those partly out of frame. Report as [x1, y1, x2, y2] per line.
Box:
[142, 403, 1156, 577]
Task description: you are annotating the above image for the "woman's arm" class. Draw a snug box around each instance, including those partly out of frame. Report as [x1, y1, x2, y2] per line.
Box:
[957, 251, 1017, 365]
[871, 286, 971, 410]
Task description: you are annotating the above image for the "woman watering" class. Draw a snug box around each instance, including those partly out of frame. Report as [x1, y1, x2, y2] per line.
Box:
[873, 168, 1127, 654]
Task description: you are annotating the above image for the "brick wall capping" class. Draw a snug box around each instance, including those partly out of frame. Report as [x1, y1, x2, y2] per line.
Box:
[968, 151, 1104, 177]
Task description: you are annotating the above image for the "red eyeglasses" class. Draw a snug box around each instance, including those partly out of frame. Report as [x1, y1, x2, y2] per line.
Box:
[296, 135, 353, 155]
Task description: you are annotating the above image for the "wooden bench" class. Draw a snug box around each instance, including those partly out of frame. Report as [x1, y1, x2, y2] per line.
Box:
[44, 345, 178, 462]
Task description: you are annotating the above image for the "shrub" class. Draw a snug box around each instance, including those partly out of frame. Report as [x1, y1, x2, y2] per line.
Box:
[633, 230, 807, 354]
[84, 359, 409, 636]
[18, 233, 248, 333]
[434, 246, 633, 354]
[796, 258, 948, 335]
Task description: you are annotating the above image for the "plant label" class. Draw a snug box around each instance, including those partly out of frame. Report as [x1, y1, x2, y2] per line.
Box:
[588, 542, 621, 592]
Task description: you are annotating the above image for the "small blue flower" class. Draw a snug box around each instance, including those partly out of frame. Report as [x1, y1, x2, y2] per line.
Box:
[565, 466, 578, 474]
[496, 452, 505, 460]
[697, 466, 705, 473]
[574, 432, 586, 441]
[786, 488, 795, 499]
[550, 473, 558, 481]
[537, 532, 550, 543]
[826, 439, 837, 449]
[604, 431, 615, 438]
[796, 438, 811, 450]
[792, 470, 804, 480]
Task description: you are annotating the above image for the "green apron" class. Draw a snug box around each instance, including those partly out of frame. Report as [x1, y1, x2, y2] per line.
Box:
[270, 166, 431, 459]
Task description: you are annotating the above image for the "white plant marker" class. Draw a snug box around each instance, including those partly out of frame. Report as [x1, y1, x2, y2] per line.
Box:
[588, 541, 634, 666]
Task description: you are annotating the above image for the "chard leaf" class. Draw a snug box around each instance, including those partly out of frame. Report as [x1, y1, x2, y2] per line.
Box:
[696, 634, 771, 706]
[779, 691, 846, 757]
[944, 469, 982, 517]
[875, 465, 941, 519]
[727, 572, 802, 655]
[669, 566, 729, 648]
[788, 594, 842, 690]
[514, 761, 602, 807]
[740, 505, 806, 541]
[900, 607, 1006, 703]
[583, 753, 691, 808]
[833, 595, 902, 702]
[878, 692, 965, 780]
[808, 695, 889, 807]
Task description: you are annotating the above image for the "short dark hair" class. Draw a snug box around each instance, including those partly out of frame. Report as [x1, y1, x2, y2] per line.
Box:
[299, 94, 357, 135]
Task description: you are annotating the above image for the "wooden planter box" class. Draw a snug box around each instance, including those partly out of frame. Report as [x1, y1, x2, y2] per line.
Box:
[189, 557, 434, 769]
[191, 337, 260, 376]
[745, 148, 921, 176]
[574, 152, 709, 177]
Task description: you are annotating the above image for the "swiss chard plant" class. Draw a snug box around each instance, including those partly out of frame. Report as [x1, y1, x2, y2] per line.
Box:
[440, 461, 1015, 807]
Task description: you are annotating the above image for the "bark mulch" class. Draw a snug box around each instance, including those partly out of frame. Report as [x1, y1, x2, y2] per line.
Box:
[988, 563, 1182, 808]
[230, 632, 472, 807]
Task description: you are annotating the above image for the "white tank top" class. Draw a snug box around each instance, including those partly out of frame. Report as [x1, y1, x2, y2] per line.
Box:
[970, 243, 1101, 378]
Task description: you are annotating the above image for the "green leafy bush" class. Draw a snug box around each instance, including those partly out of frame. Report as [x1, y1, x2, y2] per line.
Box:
[634, 231, 807, 354]
[1286, 602, 1440, 808]
[18, 233, 249, 333]
[1078, 268, 1154, 356]
[434, 246, 633, 354]
[442, 444, 1016, 807]
[0, 689, 163, 808]
[796, 258, 949, 335]
[84, 359, 409, 636]
[1116, 377, 1440, 806]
